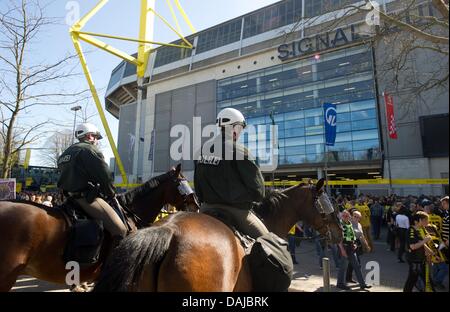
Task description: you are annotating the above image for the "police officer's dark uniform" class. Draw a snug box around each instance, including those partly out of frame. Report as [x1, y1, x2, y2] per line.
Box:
[57, 134, 127, 239]
[194, 130, 269, 238]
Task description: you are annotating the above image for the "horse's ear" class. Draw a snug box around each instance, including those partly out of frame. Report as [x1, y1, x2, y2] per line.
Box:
[175, 163, 182, 174]
[316, 178, 325, 191]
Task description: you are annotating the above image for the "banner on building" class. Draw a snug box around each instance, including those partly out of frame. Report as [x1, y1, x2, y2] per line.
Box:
[323, 103, 337, 146]
[384, 92, 398, 139]
[0, 179, 16, 200]
[23, 149, 31, 169]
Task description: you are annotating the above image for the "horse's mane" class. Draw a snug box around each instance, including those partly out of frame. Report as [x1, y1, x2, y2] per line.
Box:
[254, 190, 288, 219]
[118, 171, 172, 207]
[253, 184, 307, 219]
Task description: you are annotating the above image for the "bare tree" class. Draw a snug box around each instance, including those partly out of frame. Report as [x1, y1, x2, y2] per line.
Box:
[288, 0, 448, 113]
[0, 0, 89, 178]
[39, 130, 73, 168]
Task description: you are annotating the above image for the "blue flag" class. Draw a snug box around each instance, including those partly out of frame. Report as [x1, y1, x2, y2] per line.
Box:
[324, 103, 337, 146]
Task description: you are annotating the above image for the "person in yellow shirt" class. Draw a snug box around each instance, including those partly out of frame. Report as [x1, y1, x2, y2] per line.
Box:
[423, 200, 443, 237]
[344, 199, 354, 211]
[354, 197, 373, 251]
[288, 224, 302, 264]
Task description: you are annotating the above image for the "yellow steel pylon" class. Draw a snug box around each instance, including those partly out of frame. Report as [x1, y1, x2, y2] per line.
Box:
[70, 0, 195, 186]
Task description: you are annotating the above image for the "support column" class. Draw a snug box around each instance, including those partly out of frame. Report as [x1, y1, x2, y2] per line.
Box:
[133, 0, 155, 182]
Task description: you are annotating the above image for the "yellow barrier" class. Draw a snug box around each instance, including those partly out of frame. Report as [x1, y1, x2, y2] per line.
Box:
[116, 178, 449, 189]
[263, 179, 449, 187]
[26, 179, 450, 192]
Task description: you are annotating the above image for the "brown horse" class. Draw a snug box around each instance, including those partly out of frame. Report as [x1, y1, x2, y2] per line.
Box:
[0, 164, 199, 291]
[94, 178, 343, 292]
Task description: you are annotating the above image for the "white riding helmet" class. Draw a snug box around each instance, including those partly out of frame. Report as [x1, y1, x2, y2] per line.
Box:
[75, 123, 103, 140]
[216, 108, 247, 128]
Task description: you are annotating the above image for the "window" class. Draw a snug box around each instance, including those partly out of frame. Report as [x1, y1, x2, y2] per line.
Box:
[217, 45, 380, 167]
[351, 119, 377, 131]
[123, 53, 138, 77]
[317, 52, 372, 80]
[285, 127, 305, 138]
[154, 39, 193, 67]
[196, 19, 242, 54]
[285, 119, 305, 129]
[285, 146, 306, 155]
[108, 62, 125, 89]
[352, 129, 379, 141]
[304, 0, 361, 18]
[351, 109, 376, 121]
[352, 139, 379, 151]
[243, 0, 302, 38]
[420, 114, 449, 157]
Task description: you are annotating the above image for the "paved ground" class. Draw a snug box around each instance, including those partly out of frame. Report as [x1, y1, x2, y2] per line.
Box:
[11, 227, 449, 292]
[289, 238, 409, 292]
[289, 228, 449, 292]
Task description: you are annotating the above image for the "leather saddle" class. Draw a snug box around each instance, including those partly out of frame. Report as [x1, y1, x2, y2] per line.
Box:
[58, 197, 135, 266]
[57, 198, 105, 266]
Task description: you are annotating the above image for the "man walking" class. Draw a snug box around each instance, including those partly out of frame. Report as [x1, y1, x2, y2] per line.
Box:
[370, 198, 384, 240]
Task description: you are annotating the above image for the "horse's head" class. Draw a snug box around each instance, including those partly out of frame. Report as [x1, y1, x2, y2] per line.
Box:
[303, 179, 343, 244]
[163, 164, 200, 212]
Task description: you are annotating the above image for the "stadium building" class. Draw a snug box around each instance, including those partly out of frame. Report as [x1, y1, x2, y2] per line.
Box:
[105, 0, 449, 195]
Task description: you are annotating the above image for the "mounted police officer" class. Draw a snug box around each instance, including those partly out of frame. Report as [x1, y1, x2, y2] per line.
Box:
[57, 123, 127, 241]
[194, 108, 269, 238]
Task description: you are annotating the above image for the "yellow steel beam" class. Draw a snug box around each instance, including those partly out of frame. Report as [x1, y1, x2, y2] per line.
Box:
[77, 33, 141, 66]
[166, 0, 183, 35]
[138, 0, 154, 78]
[148, 8, 193, 47]
[71, 33, 129, 185]
[173, 0, 196, 33]
[76, 31, 192, 49]
[71, 0, 109, 31]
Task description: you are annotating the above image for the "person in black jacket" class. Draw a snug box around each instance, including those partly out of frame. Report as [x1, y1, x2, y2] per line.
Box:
[57, 123, 127, 240]
[403, 212, 434, 292]
[194, 108, 268, 238]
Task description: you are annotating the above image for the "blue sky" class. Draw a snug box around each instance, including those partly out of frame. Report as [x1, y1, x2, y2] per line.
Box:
[17, 0, 279, 165]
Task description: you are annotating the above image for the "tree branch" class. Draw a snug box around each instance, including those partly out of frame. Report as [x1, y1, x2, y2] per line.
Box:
[378, 8, 449, 44]
[432, 0, 449, 19]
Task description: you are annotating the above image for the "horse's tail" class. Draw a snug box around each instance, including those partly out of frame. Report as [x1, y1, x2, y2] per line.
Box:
[93, 225, 175, 292]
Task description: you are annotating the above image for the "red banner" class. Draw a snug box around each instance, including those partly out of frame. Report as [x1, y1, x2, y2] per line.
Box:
[384, 92, 398, 139]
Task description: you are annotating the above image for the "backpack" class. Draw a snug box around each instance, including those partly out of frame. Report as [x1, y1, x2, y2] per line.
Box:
[248, 232, 293, 292]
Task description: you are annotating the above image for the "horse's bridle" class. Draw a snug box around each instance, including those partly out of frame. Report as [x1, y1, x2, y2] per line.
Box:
[173, 177, 200, 211]
[310, 185, 334, 241]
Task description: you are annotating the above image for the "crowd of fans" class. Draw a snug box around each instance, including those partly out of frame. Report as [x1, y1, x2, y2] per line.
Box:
[16, 191, 64, 207]
[287, 193, 449, 292]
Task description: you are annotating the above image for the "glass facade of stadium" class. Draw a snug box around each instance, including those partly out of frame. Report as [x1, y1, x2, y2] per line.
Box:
[217, 45, 380, 167]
